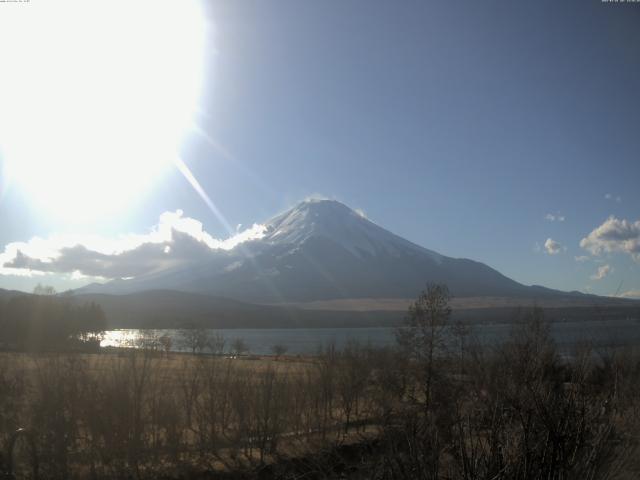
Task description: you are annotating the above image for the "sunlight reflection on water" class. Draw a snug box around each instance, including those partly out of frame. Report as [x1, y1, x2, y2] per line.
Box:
[101, 318, 640, 356]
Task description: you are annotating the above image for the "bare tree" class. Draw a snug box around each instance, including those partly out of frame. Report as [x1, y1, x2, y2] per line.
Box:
[451, 320, 471, 375]
[180, 327, 210, 355]
[211, 332, 226, 355]
[159, 334, 172, 357]
[271, 344, 288, 359]
[337, 340, 370, 433]
[231, 337, 249, 356]
[396, 283, 451, 410]
[33, 283, 56, 296]
[253, 367, 289, 463]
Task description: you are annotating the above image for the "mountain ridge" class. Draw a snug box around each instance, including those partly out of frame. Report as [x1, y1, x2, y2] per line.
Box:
[2, 286, 638, 330]
[75, 199, 591, 303]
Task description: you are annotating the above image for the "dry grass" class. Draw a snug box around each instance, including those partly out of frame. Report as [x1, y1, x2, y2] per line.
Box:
[277, 295, 639, 312]
[0, 345, 387, 479]
[1, 319, 640, 479]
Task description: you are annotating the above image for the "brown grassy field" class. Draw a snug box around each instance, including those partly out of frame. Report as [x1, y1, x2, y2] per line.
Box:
[281, 295, 640, 311]
[2, 314, 640, 479]
[0, 345, 391, 479]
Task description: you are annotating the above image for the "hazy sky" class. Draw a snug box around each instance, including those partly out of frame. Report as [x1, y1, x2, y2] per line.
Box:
[0, 0, 639, 297]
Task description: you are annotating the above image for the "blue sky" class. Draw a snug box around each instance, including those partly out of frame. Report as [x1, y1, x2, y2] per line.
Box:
[0, 0, 638, 297]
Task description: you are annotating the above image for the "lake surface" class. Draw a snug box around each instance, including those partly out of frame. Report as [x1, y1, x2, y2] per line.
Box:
[102, 318, 640, 355]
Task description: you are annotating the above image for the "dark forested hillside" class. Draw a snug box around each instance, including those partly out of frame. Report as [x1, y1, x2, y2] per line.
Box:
[0, 291, 107, 350]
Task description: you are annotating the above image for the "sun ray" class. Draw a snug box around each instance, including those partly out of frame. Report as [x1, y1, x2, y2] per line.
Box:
[174, 157, 235, 237]
[190, 122, 276, 199]
[173, 154, 292, 304]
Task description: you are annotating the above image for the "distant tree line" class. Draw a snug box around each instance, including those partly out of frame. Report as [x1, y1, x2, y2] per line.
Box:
[0, 285, 107, 351]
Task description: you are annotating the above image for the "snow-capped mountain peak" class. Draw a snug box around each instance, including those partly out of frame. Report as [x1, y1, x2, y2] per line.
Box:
[261, 199, 442, 260]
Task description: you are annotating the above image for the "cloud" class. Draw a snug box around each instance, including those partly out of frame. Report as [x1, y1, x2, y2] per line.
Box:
[0, 210, 266, 279]
[304, 193, 332, 202]
[580, 216, 640, 261]
[590, 264, 612, 281]
[617, 290, 640, 299]
[545, 213, 565, 222]
[544, 238, 564, 255]
[574, 255, 590, 262]
[604, 193, 622, 203]
[354, 208, 368, 219]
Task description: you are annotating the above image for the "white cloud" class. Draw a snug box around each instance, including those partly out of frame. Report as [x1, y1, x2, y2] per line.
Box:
[70, 270, 102, 281]
[545, 213, 565, 222]
[0, 210, 266, 279]
[618, 290, 640, 299]
[574, 255, 590, 262]
[544, 238, 564, 255]
[355, 208, 368, 219]
[590, 264, 612, 281]
[304, 193, 332, 202]
[580, 216, 640, 262]
[604, 193, 622, 203]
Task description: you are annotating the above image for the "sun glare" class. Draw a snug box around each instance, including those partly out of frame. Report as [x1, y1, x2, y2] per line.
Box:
[0, 0, 205, 221]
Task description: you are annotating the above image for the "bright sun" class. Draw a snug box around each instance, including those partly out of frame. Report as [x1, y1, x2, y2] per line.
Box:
[0, 0, 205, 221]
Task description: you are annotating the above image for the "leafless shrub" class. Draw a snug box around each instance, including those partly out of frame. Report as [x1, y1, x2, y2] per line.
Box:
[252, 366, 290, 464]
[336, 340, 371, 434]
[231, 338, 249, 356]
[270, 344, 288, 359]
[0, 355, 25, 448]
[30, 355, 87, 479]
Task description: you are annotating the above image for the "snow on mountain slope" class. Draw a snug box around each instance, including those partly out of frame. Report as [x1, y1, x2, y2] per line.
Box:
[262, 199, 443, 261]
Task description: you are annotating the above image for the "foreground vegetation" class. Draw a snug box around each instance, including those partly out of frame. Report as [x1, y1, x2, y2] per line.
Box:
[0, 285, 639, 479]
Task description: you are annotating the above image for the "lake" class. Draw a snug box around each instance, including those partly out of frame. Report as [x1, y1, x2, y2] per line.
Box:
[102, 317, 640, 355]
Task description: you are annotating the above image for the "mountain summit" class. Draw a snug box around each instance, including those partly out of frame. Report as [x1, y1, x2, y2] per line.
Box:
[262, 199, 443, 260]
[77, 199, 561, 302]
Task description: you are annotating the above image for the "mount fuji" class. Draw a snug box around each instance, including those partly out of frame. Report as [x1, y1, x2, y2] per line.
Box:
[77, 199, 574, 303]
